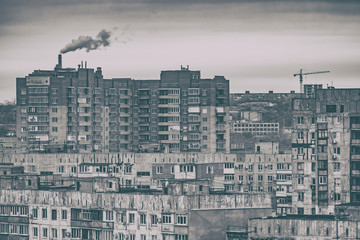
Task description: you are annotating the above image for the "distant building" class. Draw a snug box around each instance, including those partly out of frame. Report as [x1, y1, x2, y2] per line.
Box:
[232, 121, 279, 135]
[16, 56, 230, 154]
[303, 84, 322, 98]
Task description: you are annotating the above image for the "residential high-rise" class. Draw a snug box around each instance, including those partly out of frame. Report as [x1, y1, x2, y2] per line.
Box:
[16, 56, 230, 154]
[291, 88, 360, 214]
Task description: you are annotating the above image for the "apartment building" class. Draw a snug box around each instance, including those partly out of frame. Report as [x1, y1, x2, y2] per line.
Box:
[248, 215, 358, 240]
[16, 56, 230, 154]
[235, 142, 292, 214]
[232, 121, 279, 135]
[291, 88, 360, 214]
[0, 190, 272, 240]
[303, 84, 322, 98]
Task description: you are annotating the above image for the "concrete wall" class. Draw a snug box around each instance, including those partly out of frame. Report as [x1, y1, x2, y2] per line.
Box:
[0, 190, 271, 211]
[189, 208, 273, 240]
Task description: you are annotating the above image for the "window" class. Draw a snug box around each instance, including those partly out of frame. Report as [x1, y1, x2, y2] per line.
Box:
[140, 213, 146, 225]
[43, 227, 48, 238]
[175, 235, 188, 240]
[19, 225, 28, 235]
[298, 207, 304, 215]
[42, 208, 47, 219]
[319, 176, 327, 184]
[162, 213, 172, 224]
[52, 108, 58, 113]
[52, 127, 58, 132]
[268, 176, 273, 182]
[297, 131, 304, 139]
[62, 229, 66, 239]
[105, 210, 113, 221]
[33, 227, 38, 237]
[156, 166, 163, 174]
[318, 130, 328, 138]
[224, 163, 234, 168]
[298, 177, 304, 185]
[335, 178, 341, 186]
[151, 214, 157, 226]
[129, 213, 135, 224]
[51, 209, 57, 220]
[335, 193, 341, 201]
[32, 208, 38, 219]
[141, 235, 146, 240]
[297, 162, 304, 170]
[326, 105, 337, 113]
[297, 117, 304, 125]
[51, 228, 57, 238]
[334, 162, 340, 172]
[298, 192, 304, 202]
[224, 174, 234, 181]
[206, 166, 214, 174]
[61, 210, 67, 220]
[71, 228, 81, 238]
[258, 175, 263, 182]
[297, 147, 304, 155]
[334, 147, 341, 154]
[258, 165, 263, 170]
[52, 117, 58, 122]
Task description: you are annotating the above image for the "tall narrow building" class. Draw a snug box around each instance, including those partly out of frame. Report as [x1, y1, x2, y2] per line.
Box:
[291, 88, 360, 214]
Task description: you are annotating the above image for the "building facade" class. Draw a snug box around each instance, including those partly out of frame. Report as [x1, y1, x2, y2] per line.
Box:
[0, 190, 271, 240]
[291, 88, 360, 214]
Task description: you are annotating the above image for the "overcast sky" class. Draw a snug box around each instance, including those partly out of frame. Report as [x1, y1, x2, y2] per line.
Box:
[0, 0, 359, 102]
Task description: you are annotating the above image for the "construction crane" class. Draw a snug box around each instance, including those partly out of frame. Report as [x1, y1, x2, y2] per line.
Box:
[294, 69, 330, 93]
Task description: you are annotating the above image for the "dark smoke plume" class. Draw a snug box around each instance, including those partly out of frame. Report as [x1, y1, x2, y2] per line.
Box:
[60, 29, 112, 54]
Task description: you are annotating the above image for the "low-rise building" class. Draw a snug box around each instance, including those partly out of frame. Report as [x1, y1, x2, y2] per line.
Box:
[0, 190, 272, 240]
[248, 214, 359, 240]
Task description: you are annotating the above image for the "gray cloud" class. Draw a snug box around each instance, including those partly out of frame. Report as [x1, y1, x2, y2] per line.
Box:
[60, 29, 112, 54]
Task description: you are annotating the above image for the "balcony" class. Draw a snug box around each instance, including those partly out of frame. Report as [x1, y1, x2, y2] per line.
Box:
[351, 124, 360, 129]
[351, 154, 360, 160]
[351, 139, 360, 145]
[71, 220, 114, 229]
[216, 124, 226, 132]
[351, 186, 360, 191]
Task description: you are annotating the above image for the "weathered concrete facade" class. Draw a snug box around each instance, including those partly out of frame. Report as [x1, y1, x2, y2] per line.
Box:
[291, 89, 360, 214]
[248, 215, 359, 240]
[0, 190, 271, 240]
[16, 57, 231, 154]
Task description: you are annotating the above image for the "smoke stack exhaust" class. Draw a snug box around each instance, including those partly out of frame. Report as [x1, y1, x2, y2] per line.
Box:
[60, 29, 112, 54]
[58, 54, 62, 69]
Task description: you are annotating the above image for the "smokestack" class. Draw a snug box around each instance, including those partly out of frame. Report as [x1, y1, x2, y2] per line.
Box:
[58, 54, 62, 69]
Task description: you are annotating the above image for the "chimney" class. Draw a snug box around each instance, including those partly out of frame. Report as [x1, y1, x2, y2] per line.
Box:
[58, 54, 62, 69]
